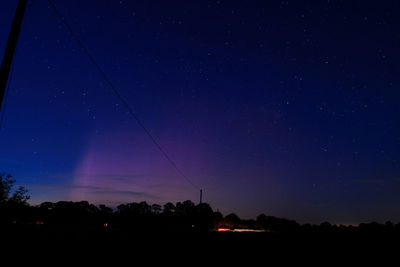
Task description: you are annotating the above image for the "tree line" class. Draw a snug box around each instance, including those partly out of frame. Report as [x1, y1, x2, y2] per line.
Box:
[2, 173, 400, 235]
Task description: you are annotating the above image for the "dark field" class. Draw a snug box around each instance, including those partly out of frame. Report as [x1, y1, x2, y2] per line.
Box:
[2, 223, 398, 263]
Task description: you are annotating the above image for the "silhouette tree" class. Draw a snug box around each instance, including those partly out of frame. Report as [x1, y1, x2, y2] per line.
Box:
[138, 201, 151, 215]
[9, 186, 30, 204]
[0, 173, 14, 202]
[256, 213, 299, 233]
[175, 200, 195, 217]
[151, 204, 162, 215]
[194, 203, 215, 231]
[163, 202, 175, 215]
[213, 210, 223, 222]
[224, 213, 241, 229]
[39, 201, 55, 210]
[0, 173, 31, 224]
[98, 204, 113, 226]
[99, 204, 113, 214]
[0, 173, 30, 204]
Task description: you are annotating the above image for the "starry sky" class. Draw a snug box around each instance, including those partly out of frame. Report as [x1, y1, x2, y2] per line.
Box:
[1, 0, 400, 224]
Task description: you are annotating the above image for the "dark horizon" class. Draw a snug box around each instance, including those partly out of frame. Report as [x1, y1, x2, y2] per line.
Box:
[1, 0, 400, 225]
[1, 173, 399, 229]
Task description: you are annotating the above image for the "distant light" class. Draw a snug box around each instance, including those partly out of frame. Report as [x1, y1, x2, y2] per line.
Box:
[103, 223, 109, 227]
[217, 228, 267, 233]
[233, 229, 266, 233]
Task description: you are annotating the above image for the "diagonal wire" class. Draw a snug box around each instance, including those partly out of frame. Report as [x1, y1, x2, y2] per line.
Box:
[47, 0, 200, 190]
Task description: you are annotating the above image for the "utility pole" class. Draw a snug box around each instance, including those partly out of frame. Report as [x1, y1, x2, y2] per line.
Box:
[0, 0, 27, 111]
[200, 189, 203, 204]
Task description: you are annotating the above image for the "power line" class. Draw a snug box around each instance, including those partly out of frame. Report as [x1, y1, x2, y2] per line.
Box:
[47, 0, 200, 191]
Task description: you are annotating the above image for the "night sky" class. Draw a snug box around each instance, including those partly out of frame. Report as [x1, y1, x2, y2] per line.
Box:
[1, 0, 400, 224]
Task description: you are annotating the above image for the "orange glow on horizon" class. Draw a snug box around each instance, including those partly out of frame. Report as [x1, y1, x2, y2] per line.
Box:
[217, 228, 231, 232]
[217, 228, 267, 233]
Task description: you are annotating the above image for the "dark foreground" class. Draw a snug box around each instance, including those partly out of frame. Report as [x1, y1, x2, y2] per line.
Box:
[2, 224, 399, 263]
[0, 193, 398, 261]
